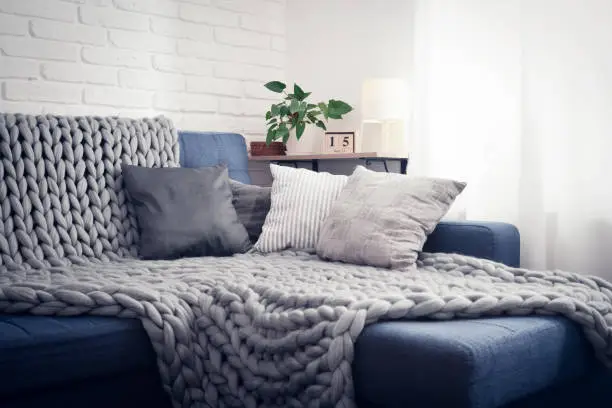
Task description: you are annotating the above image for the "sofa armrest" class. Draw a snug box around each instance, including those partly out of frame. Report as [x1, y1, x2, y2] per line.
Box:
[422, 221, 520, 267]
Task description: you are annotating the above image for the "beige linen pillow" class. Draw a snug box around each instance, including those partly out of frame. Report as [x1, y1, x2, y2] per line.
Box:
[316, 166, 466, 269]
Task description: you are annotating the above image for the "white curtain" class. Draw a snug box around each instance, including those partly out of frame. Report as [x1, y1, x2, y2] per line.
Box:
[411, 0, 612, 280]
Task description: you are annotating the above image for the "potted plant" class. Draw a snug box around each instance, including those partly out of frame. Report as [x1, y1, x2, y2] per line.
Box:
[250, 81, 353, 156]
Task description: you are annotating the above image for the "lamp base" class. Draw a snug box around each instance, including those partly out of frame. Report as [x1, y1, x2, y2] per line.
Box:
[359, 120, 407, 156]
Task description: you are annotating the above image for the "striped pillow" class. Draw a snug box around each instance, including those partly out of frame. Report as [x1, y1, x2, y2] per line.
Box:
[253, 164, 348, 253]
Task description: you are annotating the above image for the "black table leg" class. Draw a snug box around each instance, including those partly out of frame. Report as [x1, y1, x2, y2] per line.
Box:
[382, 160, 390, 173]
[312, 159, 319, 172]
[400, 158, 408, 174]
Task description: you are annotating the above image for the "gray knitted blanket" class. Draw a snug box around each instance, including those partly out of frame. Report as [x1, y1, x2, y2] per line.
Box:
[1, 251, 612, 408]
[1, 113, 612, 408]
[0, 113, 179, 269]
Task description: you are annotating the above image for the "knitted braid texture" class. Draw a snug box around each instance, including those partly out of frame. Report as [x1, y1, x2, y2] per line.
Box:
[1, 251, 612, 408]
[1, 113, 612, 408]
[0, 113, 179, 269]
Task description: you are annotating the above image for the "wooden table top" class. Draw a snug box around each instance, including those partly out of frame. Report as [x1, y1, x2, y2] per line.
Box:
[248, 152, 408, 161]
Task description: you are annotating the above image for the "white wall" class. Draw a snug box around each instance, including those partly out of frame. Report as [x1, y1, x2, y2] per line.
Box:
[285, 0, 414, 153]
[0, 0, 286, 141]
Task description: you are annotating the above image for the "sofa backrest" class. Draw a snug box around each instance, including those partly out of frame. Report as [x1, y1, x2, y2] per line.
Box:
[178, 131, 251, 184]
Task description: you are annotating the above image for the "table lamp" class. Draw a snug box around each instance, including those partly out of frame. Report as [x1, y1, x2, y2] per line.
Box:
[360, 78, 409, 155]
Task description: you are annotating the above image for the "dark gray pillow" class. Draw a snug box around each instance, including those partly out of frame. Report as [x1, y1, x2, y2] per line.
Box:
[122, 164, 251, 260]
[229, 180, 271, 243]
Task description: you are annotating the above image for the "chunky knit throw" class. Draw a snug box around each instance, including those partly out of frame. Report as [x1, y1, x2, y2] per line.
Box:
[0, 113, 179, 269]
[1, 252, 612, 408]
[1, 113, 611, 408]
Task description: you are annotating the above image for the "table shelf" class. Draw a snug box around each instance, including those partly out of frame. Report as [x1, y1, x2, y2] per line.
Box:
[249, 152, 409, 174]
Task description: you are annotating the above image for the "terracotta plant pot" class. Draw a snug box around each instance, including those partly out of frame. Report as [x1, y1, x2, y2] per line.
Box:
[250, 141, 286, 156]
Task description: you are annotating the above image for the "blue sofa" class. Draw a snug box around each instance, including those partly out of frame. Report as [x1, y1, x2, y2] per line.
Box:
[1, 132, 610, 408]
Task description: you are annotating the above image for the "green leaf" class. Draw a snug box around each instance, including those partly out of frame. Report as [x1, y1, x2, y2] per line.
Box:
[266, 127, 276, 145]
[271, 104, 280, 116]
[307, 112, 319, 123]
[297, 110, 306, 122]
[328, 113, 342, 120]
[265, 111, 271, 120]
[318, 102, 329, 119]
[294, 84, 305, 101]
[267, 118, 277, 126]
[328, 99, 353, 117]
[296, 121, 305, 139]
[302, 92, 311, 100]
[289, 116, 298, 129]
[289, 99, 299, 114]
[264, 81, 286, 93]
[277, 123, 289, 143]
[279, 105, 290, 116]
[307, 103, 318, 110]
[316, 120, 327, 131]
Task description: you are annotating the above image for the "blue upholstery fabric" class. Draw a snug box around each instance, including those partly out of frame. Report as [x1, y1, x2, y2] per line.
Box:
[3, 368, 170, 408]
[178, 131, 251, 184]
[504, 364, 612, 408]
[0, 315, 157, 397]
[424, 221, 521, 267]
[354, 316, 595, 408]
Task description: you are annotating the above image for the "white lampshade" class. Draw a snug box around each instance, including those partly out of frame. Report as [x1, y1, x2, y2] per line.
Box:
[361, 78, 409, 121]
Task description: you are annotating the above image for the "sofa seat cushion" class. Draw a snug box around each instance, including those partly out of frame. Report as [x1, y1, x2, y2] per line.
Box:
[354, 316, 595, 408]
[0, 315, 157, 397]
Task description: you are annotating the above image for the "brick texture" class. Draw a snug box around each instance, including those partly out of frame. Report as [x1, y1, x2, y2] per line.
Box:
[113, 0, 179, 18]
[0, 0, 287, 140]
[108, 30, 176, 53]
[0, 14, 29, 36]
[179, 4, 239, 27]
[241, 15, 285, 35]
[0, 0, 77, 22]
[0, 57, 41, 80]
[79, 6, 149, 31]
[185, 77, 243, 97]
[42, 62, 117, 85]
[151, 17, 213, 41]
[215, 27, 270, 49]
[0, 37, 78, 61]
[154, 55, 214, 76]
[4, 81, 81, 104]
[84, 86, 152, 108]
[81, 47, 149, 68]
[153, 92, 217, 112]
[31, 19, 106, 45]
[119, 70, 185, 91]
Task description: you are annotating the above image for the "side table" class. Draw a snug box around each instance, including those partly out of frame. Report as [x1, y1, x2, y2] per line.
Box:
[249, 152, 409, 174]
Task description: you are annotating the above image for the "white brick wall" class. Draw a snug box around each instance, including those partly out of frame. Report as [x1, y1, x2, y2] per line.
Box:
[0, 0, 77, 22]
[179, 4, 238, 27]
[0, 0, 287, 141]
[42, 62, 117, 85]
[4, 81, 82, 104]
[31, 19, 107, 45]
[0, 14, 29, 36]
